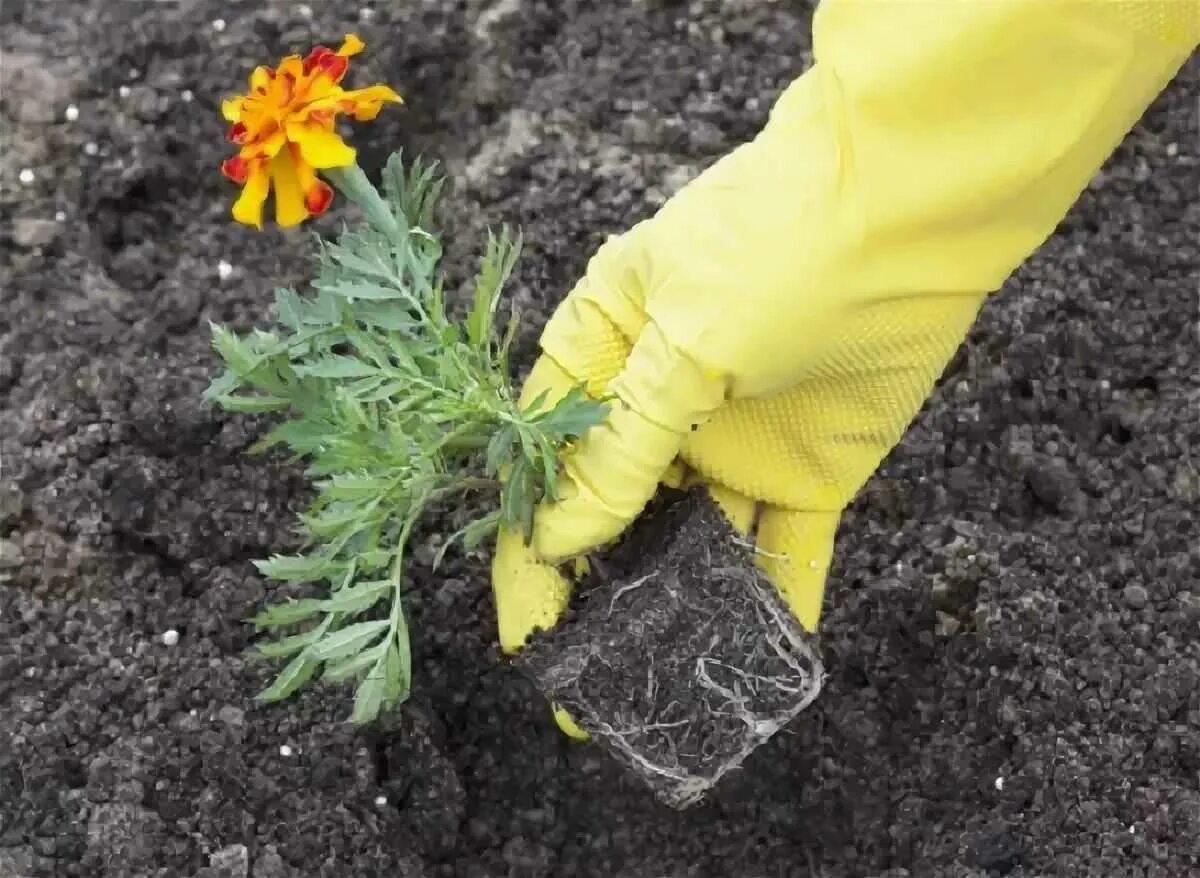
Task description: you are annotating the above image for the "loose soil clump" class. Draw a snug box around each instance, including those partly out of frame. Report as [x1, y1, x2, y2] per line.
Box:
[516, 488, 823, 807]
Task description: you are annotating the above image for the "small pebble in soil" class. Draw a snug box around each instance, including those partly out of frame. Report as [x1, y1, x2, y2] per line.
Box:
[1123, 584, 1149, 610]
[218, 260, 233, 281]
[64, 104, 79, 121]
[118, 85, 130, 98]
[211, 18, 226, 32]
[279, 744, 293, 757]
[374, 795, 387, 807]
[161, 629, 179, 647]
[55, 210, 66, 221]
[182, 89, 193, 102]
[995, 776, 1005, 791]
[84, 142, 99, 156]
[298, 4, 312, 17]
[18, 168, 35, 184]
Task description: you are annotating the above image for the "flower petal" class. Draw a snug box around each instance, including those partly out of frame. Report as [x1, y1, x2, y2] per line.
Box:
[337, 34, 365, 57]
[286, 120, 356, 169]
[231, 161, 270, 228]
[269, 148, 309, 227]
[221, 98, 243, 122]
[338, 84, 404, 121]
[242, 123, 287, 160]
[249, 65, 275, 94]
[292, 155, 334, 216]
[221, 155, 249, 183]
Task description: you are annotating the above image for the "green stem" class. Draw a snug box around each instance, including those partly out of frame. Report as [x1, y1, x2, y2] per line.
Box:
[325, 163, 403, 241]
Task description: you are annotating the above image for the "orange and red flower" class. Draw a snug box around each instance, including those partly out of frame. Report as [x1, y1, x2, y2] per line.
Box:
[220, 34, 402, 228]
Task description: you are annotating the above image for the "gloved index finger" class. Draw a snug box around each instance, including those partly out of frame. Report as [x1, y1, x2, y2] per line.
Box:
[538, 225, 653, 398]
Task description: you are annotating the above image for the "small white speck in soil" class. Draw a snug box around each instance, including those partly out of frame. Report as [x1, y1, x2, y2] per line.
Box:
[360, 7, 375, 21]
[279, 744, 293, 757]
[217, 260, 233, 280]
[212, 18, 226, 32]
[84, 142, 99, 156]
[118, 85, 130, 98]
[65, 105, 79, 121]
[182, 90, 193, 103]
[374, 795, 387, 807]
[994, 776, 1004, 791]
[55, 211, 66, 222]
[298, 4, 312, 17]
[161, 629, 180, 647]
[18, 168, 35, 184]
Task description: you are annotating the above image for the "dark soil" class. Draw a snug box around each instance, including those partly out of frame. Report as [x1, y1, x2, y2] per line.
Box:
[1, 1, 1197, 877]
[516, 488, 823, 809]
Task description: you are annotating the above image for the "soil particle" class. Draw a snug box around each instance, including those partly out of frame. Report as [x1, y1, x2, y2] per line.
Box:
[516, 488, 823, 807]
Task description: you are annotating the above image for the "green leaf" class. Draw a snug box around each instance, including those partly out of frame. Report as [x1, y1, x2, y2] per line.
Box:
[466, 227, 520, 349]
[294, 356, 378, 379]
[321, 474, 396, 501]
[310, 619, 389, 662]
[203, 369, 241, 402]
[351, 657, 388, 723]
[256, 653, 319, 702]
[355, 301, 417, 331]
[485, 425, 516, 478]
[214, 394, 291, 414]
[322, 642, 387, 683]
[531, 430, 560, 502]
[249, 598, 326, 628]
[534, 386, 609, 439]
[317, 281, 406, 301]
[210, 323, 260, 376]
[254, 618, 330, 657]
[254, 553, 342, 582]
[321, 579, 391, 614]
[383, 637, 408, 707]
[273, 288, 305, 329]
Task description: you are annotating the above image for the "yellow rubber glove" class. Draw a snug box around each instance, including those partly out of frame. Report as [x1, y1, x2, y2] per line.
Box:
[493, 1, 1197, 735]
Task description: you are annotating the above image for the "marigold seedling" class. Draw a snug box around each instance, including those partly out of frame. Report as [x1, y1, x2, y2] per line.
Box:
[208, 38, 607, 723]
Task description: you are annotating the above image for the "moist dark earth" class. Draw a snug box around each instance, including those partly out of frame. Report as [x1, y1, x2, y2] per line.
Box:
[1, 0, 1197, 876]
[517, 488, 824, 810]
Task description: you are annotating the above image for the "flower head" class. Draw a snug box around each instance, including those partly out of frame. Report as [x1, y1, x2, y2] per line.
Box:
[220, 34, 402, 229]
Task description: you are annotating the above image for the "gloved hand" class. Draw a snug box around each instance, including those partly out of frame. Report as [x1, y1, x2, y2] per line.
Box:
[493, 0, 1197, 736]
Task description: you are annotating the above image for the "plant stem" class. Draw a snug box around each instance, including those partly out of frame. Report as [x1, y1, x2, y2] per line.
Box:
[325, 163, 403, 241]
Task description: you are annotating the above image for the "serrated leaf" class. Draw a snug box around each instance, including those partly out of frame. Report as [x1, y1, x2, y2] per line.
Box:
[358, 382, 421, 404]
[310, 619, 389, 662]
[321, 579, 391, 614]
[485, 425, 516, 478]
[294, 356, 378, 379]
[531, 430, 560, 502]
[318, 281, 406, 301]
[351, 658, 387, 723]
[322, 642, 388, 683]
[355, 301, 417, 331]
[467, 228, 520, 349]
[249, 598, 326, 628]
[210, 323, 260, 376]
[274, 287, 305, 329]
[214, 394, 291, 414]
[254, 618, 330, 657]
[256, 653, 319, 702]
[383, 637, 408, 707]
[534, 387, 609, 439]
[203, 368, 241, 402]
[254, 553, 340, 582]
[321, 474, 395, 501]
